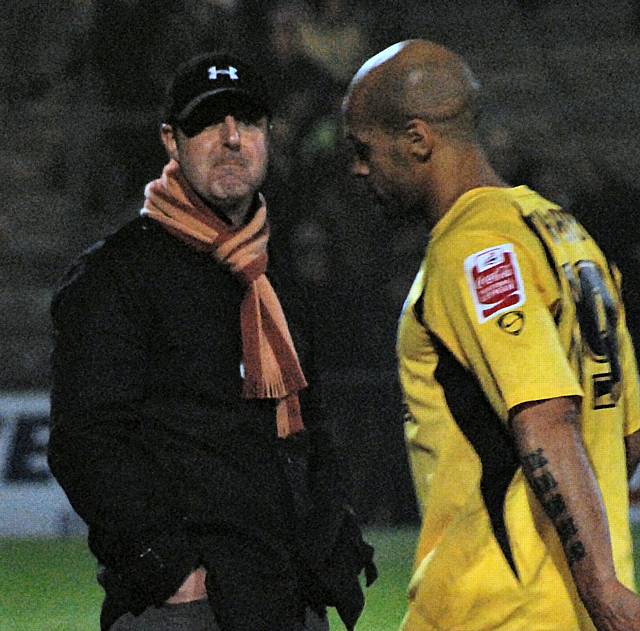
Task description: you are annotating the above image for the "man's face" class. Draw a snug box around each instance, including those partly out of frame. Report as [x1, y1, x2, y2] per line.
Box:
[343, 106, 420, 212]
[164, 101, 269, 209]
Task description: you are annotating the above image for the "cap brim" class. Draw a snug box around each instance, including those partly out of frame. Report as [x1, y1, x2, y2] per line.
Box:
[176, 88, 268, 123]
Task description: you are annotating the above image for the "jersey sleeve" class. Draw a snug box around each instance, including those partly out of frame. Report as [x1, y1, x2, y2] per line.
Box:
[428, 232, 583, 419]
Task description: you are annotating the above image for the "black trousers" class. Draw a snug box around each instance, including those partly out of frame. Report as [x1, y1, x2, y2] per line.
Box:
[109, 599, 329, 631]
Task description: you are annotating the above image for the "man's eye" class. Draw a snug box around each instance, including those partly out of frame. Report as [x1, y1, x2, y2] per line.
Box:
[180, 111, 225, 136]
[233, 107, 263, 127]
[236, 116, 260, 127]
[204, 115, 227, 127]
[180, 104, 264, 136]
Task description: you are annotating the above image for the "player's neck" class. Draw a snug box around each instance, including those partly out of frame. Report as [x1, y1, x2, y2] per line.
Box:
[431, 147, 507, 223]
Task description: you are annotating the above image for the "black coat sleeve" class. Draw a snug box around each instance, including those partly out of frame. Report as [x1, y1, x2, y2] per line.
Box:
[48, 253, 198, 611]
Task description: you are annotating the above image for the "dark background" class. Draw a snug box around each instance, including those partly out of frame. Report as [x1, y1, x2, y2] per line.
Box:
[2, 0, 639, 525]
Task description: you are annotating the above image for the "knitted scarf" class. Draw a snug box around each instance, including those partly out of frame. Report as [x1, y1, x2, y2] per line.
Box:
[141, 159, 307, 438]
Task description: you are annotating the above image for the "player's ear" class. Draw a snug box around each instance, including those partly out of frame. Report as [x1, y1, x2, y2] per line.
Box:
[160, 123, 179, 161]
[405, 119, 433, 162]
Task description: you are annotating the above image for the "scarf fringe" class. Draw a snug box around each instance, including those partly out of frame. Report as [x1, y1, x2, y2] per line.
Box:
[276, 396, 304, 439]
[242, 375, 289, 400]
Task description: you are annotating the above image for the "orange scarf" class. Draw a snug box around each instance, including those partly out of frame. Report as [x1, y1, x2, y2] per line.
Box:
[142, 159, 307, 438]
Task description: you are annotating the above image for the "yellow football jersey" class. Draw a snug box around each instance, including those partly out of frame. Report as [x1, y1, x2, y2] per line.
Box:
[398, 186, 640, 631]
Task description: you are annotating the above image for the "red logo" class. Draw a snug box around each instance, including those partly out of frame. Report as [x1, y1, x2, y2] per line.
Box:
[464, 245, 526, 322]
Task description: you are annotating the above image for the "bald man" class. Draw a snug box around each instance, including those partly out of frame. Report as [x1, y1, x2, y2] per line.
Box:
[343, 40, 640, 631]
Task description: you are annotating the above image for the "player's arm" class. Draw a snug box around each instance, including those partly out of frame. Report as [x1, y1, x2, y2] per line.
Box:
[511, 396, 640, 631]
[625, 429, 640, 480]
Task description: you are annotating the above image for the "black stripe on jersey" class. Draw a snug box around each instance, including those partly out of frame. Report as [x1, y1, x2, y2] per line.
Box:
[520, 210, 561, 286]
[413, 288, 426, 327]
[520, 210, 564, 324]
[432, 334, 521, 579]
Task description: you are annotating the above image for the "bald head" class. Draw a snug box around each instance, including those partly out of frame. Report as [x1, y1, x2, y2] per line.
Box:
[344, 40, 481, 142]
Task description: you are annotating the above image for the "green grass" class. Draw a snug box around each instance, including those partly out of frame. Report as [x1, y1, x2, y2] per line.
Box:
[328, 527, 417, 631]
[4, 524, 640, 631]
[0, 527, 418, 631]
[0, 536, 102, 630]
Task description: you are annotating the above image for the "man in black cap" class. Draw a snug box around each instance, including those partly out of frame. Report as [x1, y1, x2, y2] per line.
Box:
[48, 52, 376, 631]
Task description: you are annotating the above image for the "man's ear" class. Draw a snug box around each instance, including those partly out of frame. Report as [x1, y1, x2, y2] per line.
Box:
[405, 119, 433, 162]
[160, 123, 179, 161]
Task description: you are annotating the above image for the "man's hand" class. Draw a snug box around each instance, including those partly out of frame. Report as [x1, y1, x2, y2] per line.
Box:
[165, 567, 207, 604]
[583, 579, 640, 631]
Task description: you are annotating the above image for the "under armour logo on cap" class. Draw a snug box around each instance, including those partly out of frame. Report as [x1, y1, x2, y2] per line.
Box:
[164, 52, 270, 128]
[208, 65, 239, 81]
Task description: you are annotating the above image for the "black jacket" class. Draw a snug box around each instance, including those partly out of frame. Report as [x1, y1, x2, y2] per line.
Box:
[48, 217, 375, 630]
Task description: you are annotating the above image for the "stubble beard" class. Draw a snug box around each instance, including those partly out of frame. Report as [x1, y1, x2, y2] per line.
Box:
[204, 162, 267, 209]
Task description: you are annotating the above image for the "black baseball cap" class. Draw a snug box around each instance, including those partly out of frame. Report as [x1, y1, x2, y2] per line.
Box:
[163, 52, 271, 135]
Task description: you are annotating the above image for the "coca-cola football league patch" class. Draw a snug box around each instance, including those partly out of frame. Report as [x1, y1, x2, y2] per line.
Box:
[464, 244, 526, 323]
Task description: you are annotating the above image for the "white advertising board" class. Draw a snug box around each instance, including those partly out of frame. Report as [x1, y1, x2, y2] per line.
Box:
[0, 391, 85, 537]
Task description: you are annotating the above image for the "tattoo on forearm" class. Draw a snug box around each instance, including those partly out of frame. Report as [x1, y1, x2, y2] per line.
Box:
[522, 448, 548, 471]
[531, 470, 558, 495]
[521, 447, 587, 566]
[545, 493, 566, 519]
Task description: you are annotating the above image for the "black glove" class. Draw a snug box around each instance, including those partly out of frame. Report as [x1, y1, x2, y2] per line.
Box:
[311, 509, 377, 631]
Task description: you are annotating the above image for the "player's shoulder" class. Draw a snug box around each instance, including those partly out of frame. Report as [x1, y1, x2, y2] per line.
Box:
[429, 186, 550, 266]
[430, 194, 514, 265]
[451, 185, 550, 234]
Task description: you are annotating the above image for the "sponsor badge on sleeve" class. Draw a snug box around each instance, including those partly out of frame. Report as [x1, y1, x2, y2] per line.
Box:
[464, 244, 526, 323]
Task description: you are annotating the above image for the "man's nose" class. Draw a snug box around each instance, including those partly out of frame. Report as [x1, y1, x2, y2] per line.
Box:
[222, 115, 241, 148]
